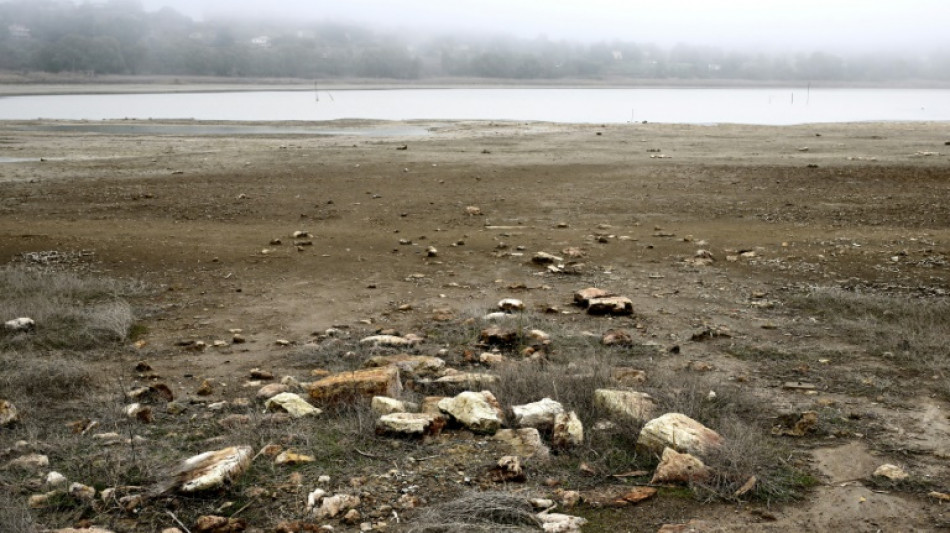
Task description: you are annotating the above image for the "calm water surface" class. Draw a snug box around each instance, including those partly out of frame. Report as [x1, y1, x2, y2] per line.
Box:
[1, 88, 948, 124]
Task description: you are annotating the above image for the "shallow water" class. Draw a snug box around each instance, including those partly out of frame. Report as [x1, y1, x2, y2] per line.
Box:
[1, 87, 948, 124]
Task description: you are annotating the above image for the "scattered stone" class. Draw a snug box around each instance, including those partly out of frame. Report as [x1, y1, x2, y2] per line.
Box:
[171, 446, 254, 493]
[3, 317, 35, 333]
[526, 329, 550, 344]
[637, 413, 723, 456]
[124, 403, 154, 424]
[309, 367, 402, 405]
[194, 515, 247, 533]
[257, 383, 290, 400]
[512, 398, 565, 430]
[587, 297, 634, 316]
[573, 287, 612, 307]
[359, 334, 419, 347]
[438, 390, 503, 434]
[581, 486, 657, 507]
[490, 455, 526, 482]
[690, 327, 732, 341]
[874, 464, 910, 481]
[421, 372, 499, 395]
[594, 389, 656, 423]
[371, 396, 413, 415]
[465, 206, 482, 216]
[196, 379, 214, 396]
[46, 471, 68, 489]
[480, 325, 519, 347]
[249, 368, 274, 380]
[376, 412, 446, 438]
[532, 252, 564, 265]
[275, 451, 316, 466]
[479, 352, 507, 365]
[929, 491, 950, 501]
[127, 383, 174, 403]
[772, 411, 818, 437]
[265, 392, 322, 418]
[232, 334, 246, 344]
[0, 399, 19, 427]
[493, 428, 550, 460]
[69, 482, 96, 501]
[651, 447, 711, 484]
[217, 414, 251, 428]
[4, 453, 49, 471]
[498, 298, 525, 312]
[363, 354, 446, 378]
[537, 512, 588, 532]
[782, 381, 817, 391]
[734, 475, 758, 498]
[316, 494, 361, 519]
[601, 329, 633, 346]
[552, 411, 584, 449]
[611, 368, 647, 385]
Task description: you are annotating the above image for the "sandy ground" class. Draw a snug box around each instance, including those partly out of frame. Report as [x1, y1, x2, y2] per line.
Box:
[2, 117, 950, 531]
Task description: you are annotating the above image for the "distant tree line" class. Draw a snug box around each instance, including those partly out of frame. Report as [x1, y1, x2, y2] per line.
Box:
[2, 0, 949, 82]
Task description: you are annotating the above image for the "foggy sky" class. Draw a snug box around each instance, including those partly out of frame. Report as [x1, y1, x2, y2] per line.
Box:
[138, 0, 950, 53]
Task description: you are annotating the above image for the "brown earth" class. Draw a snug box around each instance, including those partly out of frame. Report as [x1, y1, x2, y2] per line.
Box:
[2, 118, 950, 531]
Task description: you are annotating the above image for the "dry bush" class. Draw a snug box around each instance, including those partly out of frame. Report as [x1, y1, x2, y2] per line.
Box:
[404, 491, 541, 533]
[0, 266, 144, 350]
[0, 351, 97, 408]
[0, 487, 37, 533]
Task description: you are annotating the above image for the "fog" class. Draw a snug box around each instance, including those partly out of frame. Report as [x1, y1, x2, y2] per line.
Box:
[139, 0, 950, 53]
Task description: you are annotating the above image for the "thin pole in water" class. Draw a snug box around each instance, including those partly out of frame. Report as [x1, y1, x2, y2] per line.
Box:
[806, 82, 811, 105]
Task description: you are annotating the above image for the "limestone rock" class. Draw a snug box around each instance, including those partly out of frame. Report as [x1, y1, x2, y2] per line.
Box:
[573, 287, 612, 307]
[46, 471, 68, 489]
[308, 367, 402, 405]
[537, 512, 588, 533]
[173, 446, 253, 493]
[438, 391, 503, 434]
[594, 389, 656, 423]
[316, 493, 361, 519]
[493, 428, 550, 461]
[375, 412, 446, 438]
[256, 383, 289, 400]
[512, 398, 565, 430]
[490, 455, 526, 482]
[552, 411, 584, 449]
[363, 354, 445, 378]
[874, 464, 910, 481]
[0, 399, 19, 427]
[371, 396, 415, 415]
[602, 329, 633, 346]
[194, 515, 247, 533]
[420, 372, 498, 395]
[265, 392, 322, 418]
[69, 482, 97, 501]
[532, 252, 564, 265]
[771, 411, 818, 437]
[587, 297, 634, 316]
[4, 453, 49, 471]
[638, 413, 723, 456]
[498, 298, 525, 312]
[651, 447, 711, 484]
[3, 317, 35, 333]
[480, 325, 519, 347]
[359, 334, 419, 347]
[275, 451, 315, 466]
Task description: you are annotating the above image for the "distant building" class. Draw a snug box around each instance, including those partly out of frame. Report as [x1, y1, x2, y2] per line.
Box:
[251, 36, 271, 47]
[8, 24, 31, 40]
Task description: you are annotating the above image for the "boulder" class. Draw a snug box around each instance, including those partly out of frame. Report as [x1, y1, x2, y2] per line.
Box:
[265, 393, 322, 418]
[537, 512, 588, 533]
[552, 411, 584, 449]
[371, 396, 414, 415]
[651, 447, 711, 484]
[637, 413, 723, 456]
[375, 412, 446, 438]
[308, 367, 402, 405]
[3, 317, 35, 333]
[438, 391, 503, 434]
[173, 446, 253, 493]
[587, 297, 634, 316]
[573, 287, 612, 307]
[363, 354, 445, 378]
[874, 464, 910, 481]
[594, 389, 656, 423]
[0, 399, 19, 427]
[493, 428, 550, 461]
[511, 398, 565, 430]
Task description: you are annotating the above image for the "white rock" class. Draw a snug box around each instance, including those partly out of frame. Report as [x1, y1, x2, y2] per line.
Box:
[0, 399, 19, 427]
[498, 298, 525, 312]
[371, 396, 410, 415]
[174, 446, 253, 493]
[265, 392, 322, 418]
[587, 297, 634, 316]
[512, 398, 565, 429]
[874, 464, 910, 481]
[552, 411, 584, 448]
[375, 412, 446, 437]
[46, 471, 67, 488]
[317, 493, 361, 519]
[4, 453, 48, 471]
[538, 512, 588, 532]
[438, 391, 503, 434]
[306, 488, 327, 513]
[3, 317, 35, 332]
[493, 428, 550, 461]
[651, 447, 711, 484]
[637, 413, 723, 456]
[69, 482, 97, 501]
[594, 389, 656, 423]
[359, 334, 418, 347]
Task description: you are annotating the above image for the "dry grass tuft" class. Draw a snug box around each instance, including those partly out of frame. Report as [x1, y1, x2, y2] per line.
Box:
[405, 491, 541, 533]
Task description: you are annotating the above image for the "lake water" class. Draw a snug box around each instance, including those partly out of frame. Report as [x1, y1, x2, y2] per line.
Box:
[1, 88, 948, 125]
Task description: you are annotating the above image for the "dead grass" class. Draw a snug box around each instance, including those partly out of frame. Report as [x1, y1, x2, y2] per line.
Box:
[0, 487, 37, 533]
[404, 491, 541, 533]
[0, 266, 145, 350]
[0, 351, 97, 408]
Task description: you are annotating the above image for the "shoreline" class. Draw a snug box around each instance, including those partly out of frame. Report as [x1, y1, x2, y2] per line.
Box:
[2, 75, 950, 97]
